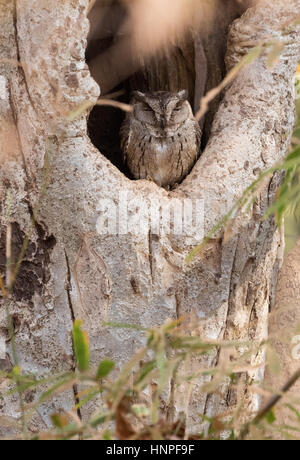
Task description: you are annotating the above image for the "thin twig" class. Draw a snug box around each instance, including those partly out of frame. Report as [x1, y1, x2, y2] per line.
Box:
[95, 99, 132, 112]
[239, 368, 300, 439]
[101, 89, 126, 100]
[195, 46, 263, 121]
[87, 0, 97, 15]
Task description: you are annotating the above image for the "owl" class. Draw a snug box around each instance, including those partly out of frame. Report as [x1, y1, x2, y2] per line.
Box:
[120, 90, 201, 188]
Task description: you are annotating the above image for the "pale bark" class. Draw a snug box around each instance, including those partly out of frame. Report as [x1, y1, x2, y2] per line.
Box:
[0, 0, 300, 435]
[264, 238, 300, 438]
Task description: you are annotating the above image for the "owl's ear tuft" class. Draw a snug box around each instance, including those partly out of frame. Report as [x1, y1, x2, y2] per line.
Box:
[131, 91, 146, 103]
[177, 90, 188, 101]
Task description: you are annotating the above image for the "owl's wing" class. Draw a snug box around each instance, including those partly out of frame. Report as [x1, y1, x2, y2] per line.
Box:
[120, 116, 131, 163]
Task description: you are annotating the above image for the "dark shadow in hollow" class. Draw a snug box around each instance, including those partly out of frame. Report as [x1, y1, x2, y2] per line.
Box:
[86, 0, 129, 175]
[86, 0, 249, 180]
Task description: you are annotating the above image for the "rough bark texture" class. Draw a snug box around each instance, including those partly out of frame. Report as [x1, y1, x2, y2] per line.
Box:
[0, 0, 300, 435]
[264, 238, 300, 437]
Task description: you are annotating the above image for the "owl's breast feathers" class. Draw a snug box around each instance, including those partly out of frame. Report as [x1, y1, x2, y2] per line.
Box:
[120, 110, 201, 188]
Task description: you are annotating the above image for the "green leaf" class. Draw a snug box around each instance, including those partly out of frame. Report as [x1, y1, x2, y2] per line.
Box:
[51, 413, 69, 429]
[265, 410, 276, 425]
[285, 404, 300, 422]
[230, 373, 238, 384]
[136, 360, 156, 384]
[132, 404, 150, 418]
[38, 376, 74, 404]
[96, 359, 115, 379]
[12, 366, 21, 377]
[90, 411, 114, 428]
[285, 145, 300, 163]
[103, 430, 112, 440]
[228, 430, 235, 440]
[66, 100, 93, 121]
[72, 320, 90, 372]
[75, 388, 103, 410]
[103, 321, 147, 331]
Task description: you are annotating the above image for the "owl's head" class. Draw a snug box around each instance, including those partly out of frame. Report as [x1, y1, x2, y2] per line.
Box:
[130, 90, 193, 137]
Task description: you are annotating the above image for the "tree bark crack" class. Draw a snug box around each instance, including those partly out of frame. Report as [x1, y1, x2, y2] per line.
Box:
[64, 249, 76, 323]
[8, 82, 29, 180]
[148, 229, 154, 285]
[175, 292, 180, 320]
[12, 1, 36, 115]
[64, 249, 82, 422]
[223, 236, 240, 339]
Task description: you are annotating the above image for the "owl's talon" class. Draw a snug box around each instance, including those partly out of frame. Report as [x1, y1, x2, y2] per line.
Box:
[146, 175, 154, 182]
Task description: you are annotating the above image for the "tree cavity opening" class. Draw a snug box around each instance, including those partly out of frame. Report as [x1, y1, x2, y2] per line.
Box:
[85, 0, 248, 179]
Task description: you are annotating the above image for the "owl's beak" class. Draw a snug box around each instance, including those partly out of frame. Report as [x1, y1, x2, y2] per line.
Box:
[160, 117, 167, 129]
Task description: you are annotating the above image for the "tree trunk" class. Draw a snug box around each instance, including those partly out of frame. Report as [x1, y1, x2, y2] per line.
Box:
[0, 0, 300, 435]
[264, 238, 300, 438]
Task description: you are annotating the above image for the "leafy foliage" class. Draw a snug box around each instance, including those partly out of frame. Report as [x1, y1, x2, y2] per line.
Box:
[0, 319, 299, 440]
[1, 29, 300, 441]
[72, 320, 90, 372]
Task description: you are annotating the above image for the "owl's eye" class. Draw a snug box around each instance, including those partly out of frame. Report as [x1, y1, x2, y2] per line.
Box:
[173, 105, 182, 112]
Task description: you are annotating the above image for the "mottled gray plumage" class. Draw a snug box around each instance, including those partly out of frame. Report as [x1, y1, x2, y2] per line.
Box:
[120, 90, 201, 188]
